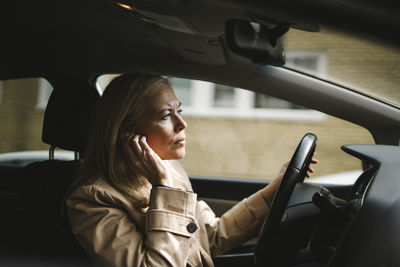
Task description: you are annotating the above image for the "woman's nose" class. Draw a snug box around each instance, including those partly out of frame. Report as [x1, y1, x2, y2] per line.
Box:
[174, 115, 187, 132]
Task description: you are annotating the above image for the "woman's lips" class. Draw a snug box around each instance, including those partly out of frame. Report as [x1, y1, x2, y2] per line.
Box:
[175, 138, 186, 146]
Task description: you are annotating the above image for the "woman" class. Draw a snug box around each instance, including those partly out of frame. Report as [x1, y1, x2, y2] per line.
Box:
[66, 72, 315, 267]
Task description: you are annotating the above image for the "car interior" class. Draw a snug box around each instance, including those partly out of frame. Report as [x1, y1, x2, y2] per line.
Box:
[1, 0, 400, 266]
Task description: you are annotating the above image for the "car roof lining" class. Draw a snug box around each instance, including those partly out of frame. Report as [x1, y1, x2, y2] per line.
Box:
[1, 0, 398, 78]
[0, 0, 319, 79]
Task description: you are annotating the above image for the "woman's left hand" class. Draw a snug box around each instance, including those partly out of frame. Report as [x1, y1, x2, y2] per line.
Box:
[306, 158, 319, 178]
[262, 157, 319, 206]
[274, 156, 319, 184]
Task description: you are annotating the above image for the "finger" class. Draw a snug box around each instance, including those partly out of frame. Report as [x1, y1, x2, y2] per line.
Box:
[308, 167, 315, 173]
[138, 136, 151, 158]
[138, 136, 152, 167]
[138, 136, 161, 171]
[130, 134, 144, 157]
[311, 158, 319, 164]
[280, 161, 289, 170]
[121, 137, 148, 175]
[277, 161, 289, 176]
[138, 136, 149, 151]
[126, 135, 148, 164]
[122, 135, 141, 163]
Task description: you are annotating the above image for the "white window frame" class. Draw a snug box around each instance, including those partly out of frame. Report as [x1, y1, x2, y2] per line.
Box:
[181, 82, 325, 121]
[285, 51, 327, 75]
[169, 77, 193, 106]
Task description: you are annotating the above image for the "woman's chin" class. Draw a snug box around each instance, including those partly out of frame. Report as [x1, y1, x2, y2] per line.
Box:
[161, 149, 186, 160]
[173, 149, 186, 160]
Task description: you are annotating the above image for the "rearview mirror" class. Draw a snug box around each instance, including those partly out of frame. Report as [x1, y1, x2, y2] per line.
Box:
[225, 19, 288, 66]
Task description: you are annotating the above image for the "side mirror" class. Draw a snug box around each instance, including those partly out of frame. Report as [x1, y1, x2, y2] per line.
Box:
[225, 19, 288, 66]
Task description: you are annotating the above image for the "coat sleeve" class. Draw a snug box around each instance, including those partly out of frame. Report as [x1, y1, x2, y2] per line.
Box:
[66, 185, 198, 267]
[199, 189, 270, 256]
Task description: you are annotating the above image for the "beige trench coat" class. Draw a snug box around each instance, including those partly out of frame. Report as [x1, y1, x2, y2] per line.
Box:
[66, 161, 270, 267]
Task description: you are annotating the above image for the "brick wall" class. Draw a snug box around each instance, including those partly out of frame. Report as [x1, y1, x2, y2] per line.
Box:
[180, 116, 373, 180]
[286, 28, 400, 104]
[0, 79, 48, 153]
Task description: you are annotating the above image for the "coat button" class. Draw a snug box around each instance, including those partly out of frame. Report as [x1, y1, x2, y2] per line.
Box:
[187, 222, 197, 233]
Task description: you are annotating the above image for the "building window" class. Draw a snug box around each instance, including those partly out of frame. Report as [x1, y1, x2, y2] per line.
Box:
[254, 95, 306, 109]
[254, 51, 325, 110]
[213, 84, 235, 108]
[285, 51, 326, 75]
[170, 77, 192, 106]
[170, 76, 324, 121]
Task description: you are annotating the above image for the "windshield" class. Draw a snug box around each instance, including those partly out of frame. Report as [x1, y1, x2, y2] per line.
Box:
[284, 27, 400, 107]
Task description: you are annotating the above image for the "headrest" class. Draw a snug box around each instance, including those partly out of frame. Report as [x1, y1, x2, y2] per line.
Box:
[42, 77, 100, 153]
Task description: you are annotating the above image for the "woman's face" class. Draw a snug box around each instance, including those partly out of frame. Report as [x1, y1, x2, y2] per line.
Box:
[136, 84, 187, 160]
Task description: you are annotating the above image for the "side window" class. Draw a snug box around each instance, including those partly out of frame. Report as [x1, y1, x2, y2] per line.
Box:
[254, 52, 325, 110]
[170, 78, 192, 106]
[213, 84, 235, 108]
[0, 78, 55, 156]
[170, 77, 373, 182]
[172, 74, 323, 121]
[95, 73, 373, 183]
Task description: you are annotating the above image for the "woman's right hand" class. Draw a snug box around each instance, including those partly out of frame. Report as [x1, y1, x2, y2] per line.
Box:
[121, 133, 173, 187]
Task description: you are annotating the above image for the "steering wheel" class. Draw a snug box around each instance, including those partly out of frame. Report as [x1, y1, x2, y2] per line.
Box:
[255, 133, 317, 267]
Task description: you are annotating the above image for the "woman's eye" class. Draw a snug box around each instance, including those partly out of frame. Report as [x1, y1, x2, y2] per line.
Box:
[178, 109, 183, 114]
[161, 114, 170, 120]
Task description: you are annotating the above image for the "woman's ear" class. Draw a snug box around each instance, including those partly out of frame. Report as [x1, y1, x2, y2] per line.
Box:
[117, 130, 129, 141]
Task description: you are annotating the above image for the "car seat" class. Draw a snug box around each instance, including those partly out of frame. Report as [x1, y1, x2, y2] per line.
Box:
[20, 76, 100, 264]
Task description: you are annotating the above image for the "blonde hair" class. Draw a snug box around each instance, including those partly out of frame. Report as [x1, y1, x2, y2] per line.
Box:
[75, 73, 170, 209]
